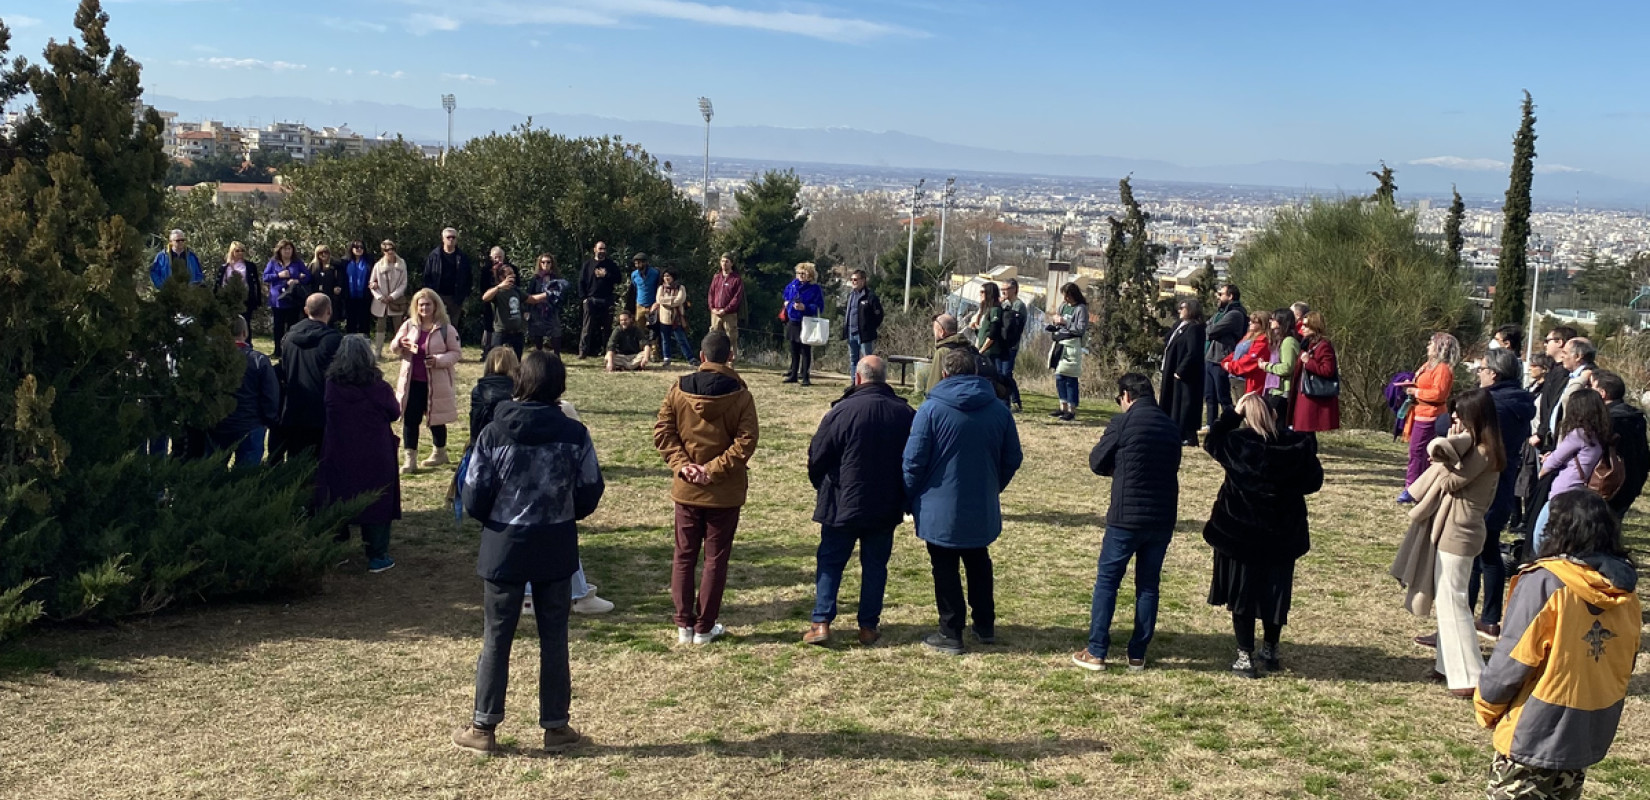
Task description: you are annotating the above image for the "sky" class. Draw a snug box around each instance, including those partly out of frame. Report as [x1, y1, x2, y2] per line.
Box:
[5, 0, 1650, 180]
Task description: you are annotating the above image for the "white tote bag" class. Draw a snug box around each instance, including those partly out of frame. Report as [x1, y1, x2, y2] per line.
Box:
[800, 316, 830, 346]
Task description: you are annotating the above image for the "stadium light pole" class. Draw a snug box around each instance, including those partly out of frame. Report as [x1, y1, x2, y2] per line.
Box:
[903, 178, 926, 312]
[937, 177, 956, 271]
[698, 97, 714, 212]
[441, 94, 456, 163]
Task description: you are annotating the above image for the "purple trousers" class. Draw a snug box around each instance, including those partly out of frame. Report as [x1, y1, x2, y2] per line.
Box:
[1405, 417, 1440, 488]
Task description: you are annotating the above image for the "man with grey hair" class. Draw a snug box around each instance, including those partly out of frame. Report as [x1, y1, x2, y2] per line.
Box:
[1550, 337, 1598, 434]
[997, 280, 1027, 412]
[914, 313, 974, 399]
[149, 229, 204, 288]
[1466, 347, 1536, 639]
[423, 227, 472, 331]
[803, 355, 915, 646]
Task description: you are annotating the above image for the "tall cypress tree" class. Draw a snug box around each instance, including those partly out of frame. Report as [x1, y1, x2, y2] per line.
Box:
[1492, 92, 1537, 327]
[1094, 176, 1168, 370]
[1443, 185, 1465, 276]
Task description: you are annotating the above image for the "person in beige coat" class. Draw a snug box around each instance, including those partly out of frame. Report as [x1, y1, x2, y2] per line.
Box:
[370, 240, 410, 358]
[1389, 387, 1505, 697]
[394, 288, 462, 472]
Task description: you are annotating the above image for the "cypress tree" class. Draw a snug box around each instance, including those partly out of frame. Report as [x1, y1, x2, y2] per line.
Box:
[1369, 162, 1398, 206]
[1492, 92, 1537, 327]
[1094, 177, 1168, 370]
[1443, 186, 1465, 276]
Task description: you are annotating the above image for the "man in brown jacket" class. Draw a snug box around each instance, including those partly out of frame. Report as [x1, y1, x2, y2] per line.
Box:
[653, 331, 760, 645]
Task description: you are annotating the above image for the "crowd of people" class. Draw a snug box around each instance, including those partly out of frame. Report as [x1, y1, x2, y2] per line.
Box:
[149, 230, 1639, 797]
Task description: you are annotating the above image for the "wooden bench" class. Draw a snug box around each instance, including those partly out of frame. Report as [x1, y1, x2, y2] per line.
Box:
[886, 354, 930, 386]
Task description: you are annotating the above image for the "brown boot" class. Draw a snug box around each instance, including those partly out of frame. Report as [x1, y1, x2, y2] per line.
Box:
[857, 627, 881, 646]
[451, 724, 498, 755]
[542, 725, 581, 753]
[802, 622, 830, 645]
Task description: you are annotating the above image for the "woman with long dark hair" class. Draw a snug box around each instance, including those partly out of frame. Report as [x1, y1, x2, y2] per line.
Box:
[1527, 389, 1611, 551]
[1047, 282, 1087, 420]
[262, 239, 311, 350]
[343, 240, 375, 335]
[1261, 308, 1299, 424]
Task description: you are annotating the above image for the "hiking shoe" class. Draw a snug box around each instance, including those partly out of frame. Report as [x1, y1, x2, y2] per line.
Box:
[972, 627, 996, 645]
[1232, 650, 1259, 679]
[452, 725, 498, 755]
[522, 595, 535, 616]
[1048, 410, 1065, 418]
[923, 633, 964, 656]
[676, 626, 693, 644]
[1127, 657, 1147, 672]
[1071, 650, 1106, 671]
[1255, 645, 1281, 672]
[542, 726, 581, 753]
[857, 627, 881, 646]
[692, 623, 725, 645]
[572, 594, 614, 614]
[1060, 411, 1077, 421]
[803, 622, 831, 646]
[367, 556, 396, 573]
[1414, 631, 1438, 648]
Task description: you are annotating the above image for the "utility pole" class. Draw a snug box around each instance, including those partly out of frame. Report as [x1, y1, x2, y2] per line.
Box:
[441, 94, 455, 164]
[903, 178, 926, 312]
[698, 97, 714, 213]
[937, 177, 956, 270]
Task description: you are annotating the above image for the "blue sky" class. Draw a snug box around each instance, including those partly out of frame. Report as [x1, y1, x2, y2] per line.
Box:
[5, 0, 1650, 179]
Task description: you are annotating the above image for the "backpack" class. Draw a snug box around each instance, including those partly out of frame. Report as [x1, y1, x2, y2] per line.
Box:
[1588, 437, 1627, 500]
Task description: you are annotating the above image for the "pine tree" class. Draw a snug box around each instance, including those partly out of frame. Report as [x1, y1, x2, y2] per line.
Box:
[1369, 162, 1398, 206]
[1094, 177, 1169, 371]
[718, 170, 813, 324]
[1443, 185, 1465, 276]
[1192, 256, 1220, 312]
[1492, 91, 1537, 327]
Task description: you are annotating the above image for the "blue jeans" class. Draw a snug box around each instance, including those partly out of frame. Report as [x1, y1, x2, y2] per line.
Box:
[995, 352, 1020, 406]
[659, 325, 694, 362]
[848, 333, 874, 375]
[1204, 361, 1233, 428]
[1530, 497, 1556, 555]
[1056, 375, 1080, 406]
[811, 524, 895, 628]
[1087, 525, 1173, 660]
[205, 426, 265, 470]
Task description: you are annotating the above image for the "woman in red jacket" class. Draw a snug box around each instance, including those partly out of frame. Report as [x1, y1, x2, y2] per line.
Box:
[1293, 311, 1340, 435]
[1222, 311, 1273, 396]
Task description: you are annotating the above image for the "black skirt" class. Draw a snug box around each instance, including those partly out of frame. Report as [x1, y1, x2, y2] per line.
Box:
[1207, 551, 1296, 625]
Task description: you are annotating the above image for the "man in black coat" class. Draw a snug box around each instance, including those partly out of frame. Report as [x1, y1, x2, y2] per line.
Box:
[1202, 284, 1247, 431]
[844, 269, 884, 376]
[803, 356, 915, 647]
[1593, 370, 1649, 518]
[1075, 372, 1182, 672]
[1159, 298, 1206, 446]
[423, 227, 473, 330]
[271, 293, 343, 464]
[1468, 349, 1536, 637]
[578, 241, 620, 358]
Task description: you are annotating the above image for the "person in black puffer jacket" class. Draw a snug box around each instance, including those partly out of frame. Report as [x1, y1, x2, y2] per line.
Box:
[470, 347, 520, 446]
[1202, 392, 1324, 678]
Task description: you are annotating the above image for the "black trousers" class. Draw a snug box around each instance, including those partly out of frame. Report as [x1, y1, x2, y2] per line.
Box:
[926, 542, 994, 640]
[268, 424, 323, 465]
[580, 299, 612, 357]
[345, 297, 373, 334]
[787, 340, 813, 380]
[403, 380, 447, 451]
[272, 306, 301, 352]
[473, 577, 572, 729]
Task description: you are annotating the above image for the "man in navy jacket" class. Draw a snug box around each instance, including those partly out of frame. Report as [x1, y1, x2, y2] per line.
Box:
[1075, 372, 1182, 671]
[804, 356, 915, 647]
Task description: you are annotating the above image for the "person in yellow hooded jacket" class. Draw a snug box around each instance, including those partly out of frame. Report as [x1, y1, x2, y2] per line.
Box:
[1475, 490, 1641, 800]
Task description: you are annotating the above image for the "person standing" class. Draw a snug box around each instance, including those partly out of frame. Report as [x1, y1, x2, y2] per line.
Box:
[914, 314, 973, 400]
[393, 288, 462, 473]
[1399, 332, 1460, 503]
[1262, 308, 1300, 424]
[968, 282, 1005, 389]
[214, 241, 263, 329]
[478, 247, 517, 354]
[653, 331, 759, 645]
[1160, 298, 1207, 446]
[526, 254, 569, 354]
[780, 262, 825, 386]
[1594, 370, 1650, 518]
[311, 245, 347, 330]
[342, 241, 375, 335]
[369, 240, 409, 359]
[803, 356, 915, 646]
[1550, 337, 1598, 435]
[316, 335, 402, 573]
[262, 239, 311, 353]
[481, 250, 527, 358]
[452, 351, 605, 756]
[1221, 311, 1273, 397]
[271, 293, 342, 464]
[1201, 284, 1247, 432]
[843, 269, 885, 376]
[423, 228, 472, 334]
[1046, 283, 1088, 421]
[1292, 311, 1341, 436]
[1072, 372, 1182, 671]
[707, 253, 745, 363]
[904, 348, 1023, 656]
[1469, 349, 1536, 640]
[578, 242, 620, 358]
[1528, 390, 1610, 552]
[653, 269, 696, 367]
[149, 229, 205, 288]
[630, 253, 662, 359]
[205, 316, 278, 469]
[1201, 392, 1323, 678]
[1475, 491, 1640, 800]
[997, 280, 1027, 412]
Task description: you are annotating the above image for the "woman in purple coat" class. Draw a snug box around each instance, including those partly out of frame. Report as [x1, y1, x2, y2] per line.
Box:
[317, 334, 403, 573]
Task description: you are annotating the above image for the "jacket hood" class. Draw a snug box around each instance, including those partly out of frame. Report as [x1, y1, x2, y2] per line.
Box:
[928, 374, 999, 411]
[492, 400, 570, 445]
[476, 374, 514, 391]
[285, 319, 338, 349]
[676, 363, 750, 421]
[1543, 554, 1639, 603]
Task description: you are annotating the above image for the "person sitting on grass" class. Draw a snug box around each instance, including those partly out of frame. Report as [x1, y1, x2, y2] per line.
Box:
[453, 351, 605, 757]
[605, 311, 650, 372]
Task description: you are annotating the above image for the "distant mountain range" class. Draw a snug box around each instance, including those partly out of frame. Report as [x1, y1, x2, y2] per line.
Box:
[149, 94, 1650, 208]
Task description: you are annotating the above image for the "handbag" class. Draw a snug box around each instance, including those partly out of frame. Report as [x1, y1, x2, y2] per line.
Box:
[1301, 370, 1340, 398]
[1587, 438, 1626, 500]
[800, 316, 830, 346]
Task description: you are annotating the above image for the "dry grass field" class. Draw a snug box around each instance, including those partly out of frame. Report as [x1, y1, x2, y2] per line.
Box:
[2, 346, 1646, 800]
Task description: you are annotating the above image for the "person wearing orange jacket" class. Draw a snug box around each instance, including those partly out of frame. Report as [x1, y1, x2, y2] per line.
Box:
[1399, 332, 1459, 503]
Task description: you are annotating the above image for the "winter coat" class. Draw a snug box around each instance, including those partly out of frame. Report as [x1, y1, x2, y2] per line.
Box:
[1201, 411, 1324, 563]
[1050, 303, 1087, 379]
[780, 280, 825, 324]
[1223, 335, 1271, 396]
[1292, 336, 1341, 433]
[463, 400, 605, 583]
[1203, 301, 1248, 363]
[344, 257, 373, 300]
[1543, 428, 1604, 500]
[211, 342, 279, 438]
[1410, 361, 1454, 423]
[150, 248, 204, 288]
[708, 272, 745, 315]
[392, 320, 462, 427]
[1476, 554, 1640, 771]
[1390, 434, 1500, 615]
[277, 318, 342, 429]
[422, 247, 472, 301]
[316, 379, 402, 526]
[312, 259, 347, 313]
[973, 306, 1006, 358]
[1264, 335, 1301, 397]
[1551, 364, 1597, 434]
[1534, 373, 1567, 449]
[1606, 400, 1650, 514]
[916, 332, 975, 398]
[214, 261, 263, 318]
[1089, 397, 1182, 533]
[262, 258, 312, 308]
[369, 257, 409, 317]
[845, 287, 885, 341]
[902, 375, 1023, 549]
[808, 382, 916, 529]
[578, 257, 620, 301]
[1159, 320, 1206, 441]
[469, 374, 516, 445]
[655, 283, 689, 328]
[653, 363, 761, 509]
[1487, 378, 1538, 515]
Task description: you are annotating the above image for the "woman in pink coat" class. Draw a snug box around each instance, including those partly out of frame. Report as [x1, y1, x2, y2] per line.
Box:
[394, 288, 462, 473]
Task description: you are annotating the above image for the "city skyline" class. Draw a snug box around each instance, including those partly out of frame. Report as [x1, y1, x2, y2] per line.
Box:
[4, 1, 1650, 181]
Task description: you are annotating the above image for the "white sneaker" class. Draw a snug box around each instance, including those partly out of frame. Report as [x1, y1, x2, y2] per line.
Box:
[692, 623, 725, 645]
[522, 595, 534, 615]
[677, 626, 693, 644]
[572, 594, 615, 614]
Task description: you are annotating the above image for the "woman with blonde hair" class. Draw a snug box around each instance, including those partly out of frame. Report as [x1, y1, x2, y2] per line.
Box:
[780, 261, 825, 386]
[370, 239, 410, 357]
[1398, 332, 1460, 502]
[1202, 391, 1323, 677]
[214, 240, 263, 328]
[393, 288, 462, 473]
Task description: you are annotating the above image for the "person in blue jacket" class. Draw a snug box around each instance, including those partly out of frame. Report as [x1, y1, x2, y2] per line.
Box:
[149, 229, 204, 288]
[903, 347, 1023, 655]
[781, 262, 826, 386]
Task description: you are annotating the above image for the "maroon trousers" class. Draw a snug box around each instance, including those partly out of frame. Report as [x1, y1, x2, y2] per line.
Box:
[672, 503, 741, 633]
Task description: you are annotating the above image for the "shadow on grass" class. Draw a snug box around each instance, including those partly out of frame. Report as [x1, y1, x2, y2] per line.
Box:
[562, 731, 1112, 761]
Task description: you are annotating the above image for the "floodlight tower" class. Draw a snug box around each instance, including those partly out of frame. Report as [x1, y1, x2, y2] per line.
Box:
[937, 177, 957, 270]
[698, 97, 714, 210]
[441, 94, 456, 161]
[904, 178, 926, 312]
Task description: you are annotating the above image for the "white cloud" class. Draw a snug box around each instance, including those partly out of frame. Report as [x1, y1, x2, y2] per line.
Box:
[405, 12, 461, 34]
[1535, 164, 1583, 174]
[441, 72, 497, 85]
[368, 69, 406, 79]
[9, 15, 44, 28]
[195, 57, 308, 71]
[321, 17, 390, 34]
[1408, 156, 1506, 171]
[392, 0, 921, 43]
